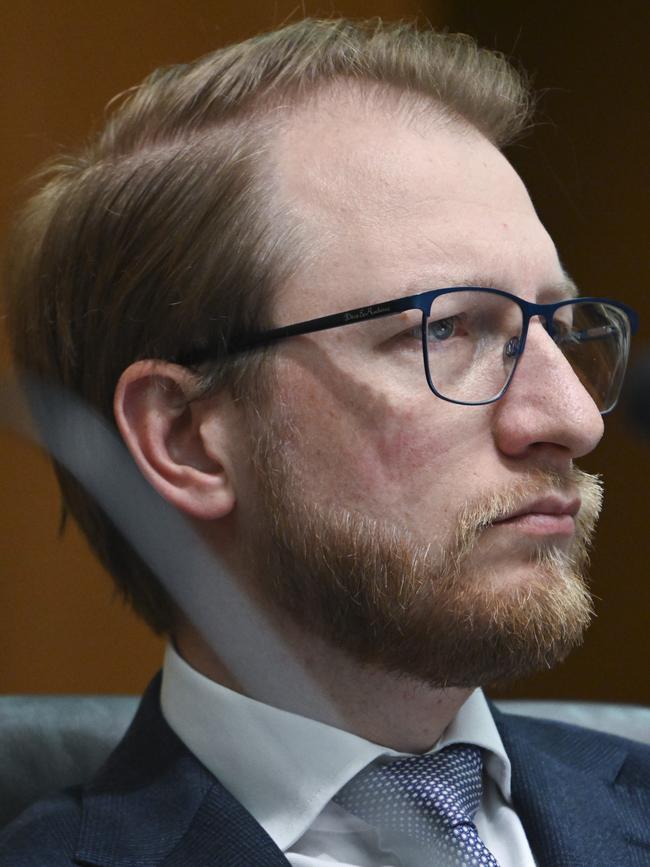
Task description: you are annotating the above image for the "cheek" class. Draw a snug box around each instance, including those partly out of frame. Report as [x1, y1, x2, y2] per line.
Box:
[372, 402, 488, 515]
[375, 405, 455, 475]
[274, 361, 488, 523]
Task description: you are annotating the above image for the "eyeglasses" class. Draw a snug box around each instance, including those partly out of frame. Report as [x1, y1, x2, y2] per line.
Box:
[181, 287, 639, 413]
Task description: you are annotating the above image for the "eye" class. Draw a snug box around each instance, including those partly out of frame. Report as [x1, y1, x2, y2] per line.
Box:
[427, 317, 456, 341]
[397, 314, 464, 351]
[401, 316, 464, 347]
[552, 309, 574, 338]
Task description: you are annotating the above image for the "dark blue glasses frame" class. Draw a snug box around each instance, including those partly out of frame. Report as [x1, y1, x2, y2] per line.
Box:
[180, 287, 639, 410]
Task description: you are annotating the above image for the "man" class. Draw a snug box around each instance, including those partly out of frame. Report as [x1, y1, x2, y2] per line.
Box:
[1, 17, 648, 867]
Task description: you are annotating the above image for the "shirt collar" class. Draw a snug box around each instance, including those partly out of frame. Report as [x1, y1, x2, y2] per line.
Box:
[161, 644, 512, 852]
[438, 687, 513, 802]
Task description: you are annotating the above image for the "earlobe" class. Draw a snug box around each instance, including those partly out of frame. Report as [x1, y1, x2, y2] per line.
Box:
[114, 361, 237, 521]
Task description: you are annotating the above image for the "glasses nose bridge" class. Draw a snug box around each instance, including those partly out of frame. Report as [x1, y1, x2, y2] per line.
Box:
[522, 300, 558, 339]
[511, 301, 565, 368]
[521, 301, 557, 351]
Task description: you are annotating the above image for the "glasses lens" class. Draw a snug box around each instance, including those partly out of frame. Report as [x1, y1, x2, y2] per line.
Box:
[422, 290, 524, 404]
[552, 301, 631, 412]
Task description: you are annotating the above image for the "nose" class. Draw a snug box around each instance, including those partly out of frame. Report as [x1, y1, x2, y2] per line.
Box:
[493, 319, 604, 463]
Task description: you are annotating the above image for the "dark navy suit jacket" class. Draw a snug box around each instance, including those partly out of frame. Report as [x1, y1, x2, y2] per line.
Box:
[1, 674, 649, 866]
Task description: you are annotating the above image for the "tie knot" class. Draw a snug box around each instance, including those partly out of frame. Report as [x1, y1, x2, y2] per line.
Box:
[334, 744, 500, 866]
[335, 744, 484, 830]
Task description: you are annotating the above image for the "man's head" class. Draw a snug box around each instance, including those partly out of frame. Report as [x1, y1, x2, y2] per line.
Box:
[5, 19, 628, 688]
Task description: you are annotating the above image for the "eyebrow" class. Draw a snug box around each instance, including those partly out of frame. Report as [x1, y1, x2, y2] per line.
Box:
[403, 270, 579, 300]
[557, 268, 579, 299]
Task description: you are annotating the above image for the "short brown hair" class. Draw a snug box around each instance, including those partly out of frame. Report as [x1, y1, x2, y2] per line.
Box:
[4, 18, 532, 633]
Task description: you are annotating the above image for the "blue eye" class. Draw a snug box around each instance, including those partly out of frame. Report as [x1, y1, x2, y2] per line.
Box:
[427, 317, 456, 341]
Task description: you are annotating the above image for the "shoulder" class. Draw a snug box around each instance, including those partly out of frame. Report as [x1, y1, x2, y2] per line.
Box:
[493, 704, 650, 783]
[0, 675, 279, 866]
[490, 706, 650, 862]
[0, 788, 81, 866]
[494, 703, 650, 747]
[0, 675, 168, 866]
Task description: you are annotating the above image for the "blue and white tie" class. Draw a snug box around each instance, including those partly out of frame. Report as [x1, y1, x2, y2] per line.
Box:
[334, 744, 500, 866]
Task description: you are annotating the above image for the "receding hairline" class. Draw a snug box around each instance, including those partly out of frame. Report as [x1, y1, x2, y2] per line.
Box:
[249, 75, 483, 133]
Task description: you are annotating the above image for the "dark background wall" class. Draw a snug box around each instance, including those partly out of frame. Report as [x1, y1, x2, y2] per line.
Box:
[1, 1, 648, 702]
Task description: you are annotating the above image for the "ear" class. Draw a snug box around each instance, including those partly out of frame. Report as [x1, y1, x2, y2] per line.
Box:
[114, 360, 238, 521]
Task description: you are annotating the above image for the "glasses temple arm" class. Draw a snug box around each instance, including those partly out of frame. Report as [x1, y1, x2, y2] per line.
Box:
[228, 298, 408, 352]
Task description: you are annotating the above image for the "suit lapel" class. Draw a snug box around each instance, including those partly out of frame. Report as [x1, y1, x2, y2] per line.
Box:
[493, 706, 650, 867]
[75, 675, 289, 867]
[158, 781, 293, 867]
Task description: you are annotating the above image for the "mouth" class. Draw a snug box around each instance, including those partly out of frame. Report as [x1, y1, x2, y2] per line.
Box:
[491, 495, 581, 537]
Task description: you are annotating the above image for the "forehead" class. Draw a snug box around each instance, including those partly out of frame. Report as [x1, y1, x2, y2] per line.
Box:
[268, 86, 564, 323]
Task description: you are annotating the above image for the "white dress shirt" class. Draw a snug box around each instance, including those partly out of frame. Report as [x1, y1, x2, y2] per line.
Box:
[161, 644, 536, 866]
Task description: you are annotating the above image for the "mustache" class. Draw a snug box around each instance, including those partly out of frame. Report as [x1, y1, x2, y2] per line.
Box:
[447, 467, 604, 569]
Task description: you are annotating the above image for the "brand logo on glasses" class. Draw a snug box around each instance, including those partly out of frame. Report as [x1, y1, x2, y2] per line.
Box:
[344, 304, 391, 323]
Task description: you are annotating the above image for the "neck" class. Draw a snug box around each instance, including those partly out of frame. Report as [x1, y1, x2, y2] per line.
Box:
[175, 618, 471, 753]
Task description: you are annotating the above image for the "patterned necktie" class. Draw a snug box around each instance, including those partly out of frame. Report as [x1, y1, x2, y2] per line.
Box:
[333, 744, 500, 866]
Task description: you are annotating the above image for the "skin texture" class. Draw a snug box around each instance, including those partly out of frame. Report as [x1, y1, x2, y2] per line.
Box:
[115, 90, 605, 751]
